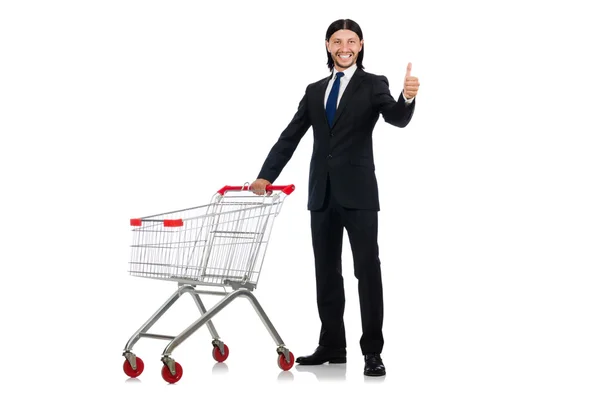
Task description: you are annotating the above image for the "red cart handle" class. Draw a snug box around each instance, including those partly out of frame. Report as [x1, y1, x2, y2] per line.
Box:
[217, 184, 295, 195]
[130, 218, 183, 227]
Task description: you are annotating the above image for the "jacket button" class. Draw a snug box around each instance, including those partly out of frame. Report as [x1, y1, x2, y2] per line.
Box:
[327, 154, 332, 159]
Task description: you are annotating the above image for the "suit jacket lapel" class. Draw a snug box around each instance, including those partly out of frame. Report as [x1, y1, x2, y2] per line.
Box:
[331, 68, 366, 128]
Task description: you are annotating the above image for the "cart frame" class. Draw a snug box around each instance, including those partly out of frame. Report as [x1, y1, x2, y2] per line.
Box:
[122, 184, 296, 383]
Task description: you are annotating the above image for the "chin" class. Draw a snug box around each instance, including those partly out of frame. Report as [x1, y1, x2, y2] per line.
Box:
[336, 61, 354, 69]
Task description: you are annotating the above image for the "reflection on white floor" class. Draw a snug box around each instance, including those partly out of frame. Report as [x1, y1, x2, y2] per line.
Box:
[294, 363, 348, 381]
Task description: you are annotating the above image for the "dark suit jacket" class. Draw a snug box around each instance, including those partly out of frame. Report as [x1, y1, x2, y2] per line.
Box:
[257, 68, 415, 211]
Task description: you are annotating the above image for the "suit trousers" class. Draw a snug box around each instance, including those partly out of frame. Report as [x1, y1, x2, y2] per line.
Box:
[310, 178, 384, 354]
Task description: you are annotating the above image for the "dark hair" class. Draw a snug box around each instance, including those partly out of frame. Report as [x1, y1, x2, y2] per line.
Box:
[325, 19, 364, 71]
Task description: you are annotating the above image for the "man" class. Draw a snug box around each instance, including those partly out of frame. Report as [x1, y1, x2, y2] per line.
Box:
[250, 19, 419, 376]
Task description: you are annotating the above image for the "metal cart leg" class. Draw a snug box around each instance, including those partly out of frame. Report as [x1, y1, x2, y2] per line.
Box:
[190, 292, 226, 354]
[122, 285, 196, 370]
[161, 288, 292, 374]
[124, 285, 196, 351]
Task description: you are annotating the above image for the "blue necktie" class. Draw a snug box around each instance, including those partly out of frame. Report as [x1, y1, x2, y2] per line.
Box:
[326, 71, 345, 127]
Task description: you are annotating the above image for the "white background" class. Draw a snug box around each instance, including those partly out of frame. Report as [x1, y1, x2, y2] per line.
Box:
[1, 0, 599, 395]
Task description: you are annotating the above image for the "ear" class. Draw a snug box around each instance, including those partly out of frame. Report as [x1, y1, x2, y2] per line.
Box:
[325, 40, 331, 53]
[360, 40, 364, 52]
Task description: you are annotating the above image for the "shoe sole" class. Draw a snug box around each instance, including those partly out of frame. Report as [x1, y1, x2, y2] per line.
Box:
[296, 357, 347, 365]
[364, 371, 386, 376]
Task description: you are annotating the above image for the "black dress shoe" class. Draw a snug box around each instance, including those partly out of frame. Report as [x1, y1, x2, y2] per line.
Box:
[296, 346, 347, 365]
[364, 353, 386, 376]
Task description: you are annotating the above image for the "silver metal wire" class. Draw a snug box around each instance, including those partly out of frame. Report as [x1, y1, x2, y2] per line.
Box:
[129, 190, 289, 289]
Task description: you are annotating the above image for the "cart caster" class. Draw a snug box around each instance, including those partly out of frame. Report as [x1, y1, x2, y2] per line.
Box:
[277, 351, 294, 371]
[212, 343, 229, 362]
[161, 361, 183, 384]
[123, 353, 144, 378]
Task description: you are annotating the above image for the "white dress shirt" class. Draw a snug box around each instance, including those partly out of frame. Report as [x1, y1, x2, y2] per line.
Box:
[324, 63, 414, 108]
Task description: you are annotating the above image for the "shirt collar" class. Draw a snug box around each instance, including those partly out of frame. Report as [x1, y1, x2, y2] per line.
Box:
[331, 63, 357, 81]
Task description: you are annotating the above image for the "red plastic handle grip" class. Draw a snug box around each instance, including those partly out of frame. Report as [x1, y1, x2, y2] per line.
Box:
[217, 184, 295, 195]
[130, 218, 183, 227]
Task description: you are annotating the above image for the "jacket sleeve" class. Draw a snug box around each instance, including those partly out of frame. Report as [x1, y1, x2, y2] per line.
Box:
[372, 75, 415, 128]
[257, 90, 311, 183]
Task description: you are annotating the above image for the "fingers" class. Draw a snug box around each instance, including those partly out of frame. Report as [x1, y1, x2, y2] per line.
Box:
[250, 179, 271, 195]
[404, 63, 420, 99]
[404, 79, 419, 89]
[250, 183, 266, 195]
[404, 82, 419, 98]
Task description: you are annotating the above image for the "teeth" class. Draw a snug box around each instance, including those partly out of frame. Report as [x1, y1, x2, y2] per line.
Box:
[340, 54, 351, 58]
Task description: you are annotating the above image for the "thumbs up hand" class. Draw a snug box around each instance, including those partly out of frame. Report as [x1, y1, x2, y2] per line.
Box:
[403, 62, 420, 100]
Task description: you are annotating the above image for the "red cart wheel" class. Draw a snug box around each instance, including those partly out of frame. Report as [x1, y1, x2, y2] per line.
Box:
[123, 356, 144, 378]
[212, 344, 229, 362]
[161, 362, 183, 384]
[277, 352, 294, 371]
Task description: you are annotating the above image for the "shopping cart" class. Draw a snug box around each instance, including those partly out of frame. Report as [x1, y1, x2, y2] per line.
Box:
[122, 184, 296, 383]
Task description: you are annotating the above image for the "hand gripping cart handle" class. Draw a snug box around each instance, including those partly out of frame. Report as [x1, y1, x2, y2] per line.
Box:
[122, 184, 296, 383]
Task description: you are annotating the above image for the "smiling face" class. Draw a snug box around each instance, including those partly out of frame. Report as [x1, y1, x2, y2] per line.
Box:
[326, 29, 363, 71]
